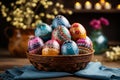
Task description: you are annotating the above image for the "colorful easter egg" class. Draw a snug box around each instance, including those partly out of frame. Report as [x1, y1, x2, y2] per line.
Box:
[61, 40, 79, 55]
[76, 36, 93, 54]
[52, 26, 71, 44]
[28, 36, 44, 54]
[76, 36, 93, 49]
[42, 40, 60, 56]
[52, 15, 70, 29]
[35, 23, 52, 42]
[42, 48, 60, 56]
[70, 23, 87, 41]
[43, 39, 60, 49]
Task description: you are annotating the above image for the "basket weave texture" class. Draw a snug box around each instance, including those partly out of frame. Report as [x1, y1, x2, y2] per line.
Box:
[27, 50, 94, 72]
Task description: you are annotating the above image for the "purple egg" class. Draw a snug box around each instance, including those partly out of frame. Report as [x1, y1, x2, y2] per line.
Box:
[28, 35, 44, 54]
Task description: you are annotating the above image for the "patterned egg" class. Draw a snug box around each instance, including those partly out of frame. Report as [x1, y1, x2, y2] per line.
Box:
[42, 40, 60, 56]
[70, 23, 87, 41]
[28, 36, 44, 54]
[35, 23, 52, 42]
[52, 26, 71, 44]
[52, 15, 70, 29]
[76, 36, 93, 53]
[61, 40, 79, 55]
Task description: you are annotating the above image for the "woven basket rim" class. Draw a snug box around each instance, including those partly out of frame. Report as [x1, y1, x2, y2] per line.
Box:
[26, 49, 94, 72]
[26, 49, 94, 57]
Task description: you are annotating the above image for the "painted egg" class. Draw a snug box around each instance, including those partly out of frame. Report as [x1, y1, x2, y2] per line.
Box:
[61, 40, 79, 55]
[52, 15, 70, 29]
[76, 36, 93, 53]
[42, 48, 59, 56]
[43, 39, 60, 49]
[70, 23, 87, 41]
[52, 26, 71, 44]
[28, 36, 44, 54]
[35, 23, 52, 42]
[42, 40, 60, 56]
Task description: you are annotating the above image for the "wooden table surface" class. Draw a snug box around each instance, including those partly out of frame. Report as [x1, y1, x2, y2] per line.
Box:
[0, 49, 120, 80]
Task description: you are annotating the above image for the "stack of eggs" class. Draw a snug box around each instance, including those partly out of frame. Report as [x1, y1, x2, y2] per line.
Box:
[28, 15, 93, 56]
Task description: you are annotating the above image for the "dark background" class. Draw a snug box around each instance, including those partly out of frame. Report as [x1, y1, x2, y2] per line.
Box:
[0, 0, 120, 48]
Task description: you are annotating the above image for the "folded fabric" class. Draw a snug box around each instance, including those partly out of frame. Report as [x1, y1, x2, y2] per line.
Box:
[0, 62, 120, 80]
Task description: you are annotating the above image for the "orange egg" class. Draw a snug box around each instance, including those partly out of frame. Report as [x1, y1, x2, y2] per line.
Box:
[42, 48, 59, 56]
[42, 39, 60, 56]
[70, 23, 87, 41]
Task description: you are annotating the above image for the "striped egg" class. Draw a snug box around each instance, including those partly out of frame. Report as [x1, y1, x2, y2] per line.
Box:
[52, 26, 71, 44]
[76, 36, 93, 53]
[28, 36, 44, 54]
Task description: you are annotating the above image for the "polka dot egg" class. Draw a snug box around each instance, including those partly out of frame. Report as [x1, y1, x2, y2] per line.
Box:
[70, 23, 87, 41]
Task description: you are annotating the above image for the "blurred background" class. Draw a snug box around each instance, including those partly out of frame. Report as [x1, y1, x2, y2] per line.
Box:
[0, 0, 120, 59]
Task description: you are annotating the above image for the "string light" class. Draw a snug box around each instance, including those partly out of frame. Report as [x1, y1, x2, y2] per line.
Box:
[0, 0, 72, 29]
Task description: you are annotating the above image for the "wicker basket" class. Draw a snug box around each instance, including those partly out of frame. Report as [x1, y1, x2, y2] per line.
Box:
[27, 50, 94, 73]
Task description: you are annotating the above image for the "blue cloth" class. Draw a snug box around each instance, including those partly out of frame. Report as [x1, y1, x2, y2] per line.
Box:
[0, 62, 120, 80]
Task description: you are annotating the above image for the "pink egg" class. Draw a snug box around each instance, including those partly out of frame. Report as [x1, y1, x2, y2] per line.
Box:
[43, 39, 60, 49]
[28, 35, 44, 54]
[76, 36, 93, 49]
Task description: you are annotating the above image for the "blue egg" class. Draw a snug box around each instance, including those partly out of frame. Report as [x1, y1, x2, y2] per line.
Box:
[52, 15, 70, 29]
[61, 40, 79, 55]
[35, 23, 52, 42]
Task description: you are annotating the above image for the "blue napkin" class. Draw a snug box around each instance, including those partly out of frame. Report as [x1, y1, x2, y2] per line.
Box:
[0, 62, 120, 80]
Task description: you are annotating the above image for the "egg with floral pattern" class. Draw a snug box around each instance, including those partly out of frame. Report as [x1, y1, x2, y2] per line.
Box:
[61, 40, 79, 55]
[28, 36, 44, 54]
[42, 40, 60, 56]
[52, 26, 71, 44]
[35, 23, 52, 42]
[52, 15, 70, 29]
[70, 23, 87, 41]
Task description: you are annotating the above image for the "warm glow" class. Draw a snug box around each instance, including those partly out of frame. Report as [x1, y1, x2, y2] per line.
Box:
[95, 3, 102, 10]
[85, 1, 92, 9]
[74, 2, 82, 10]
[75, 2, 80, 6]
[117, 4, 120, 10]
[85, 1, 91, 5]
[100, 0, 105, 4]
[105, 2, 110, 6]
[104, 2, 111, 9]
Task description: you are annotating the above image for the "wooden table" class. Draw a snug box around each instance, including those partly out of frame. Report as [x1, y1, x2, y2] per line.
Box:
[0, 49, 120, 80]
